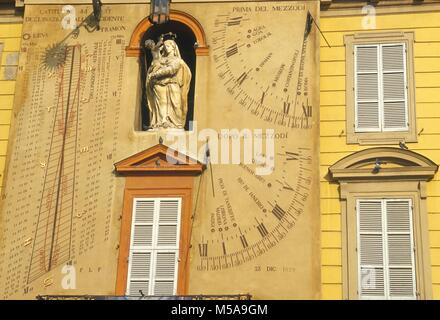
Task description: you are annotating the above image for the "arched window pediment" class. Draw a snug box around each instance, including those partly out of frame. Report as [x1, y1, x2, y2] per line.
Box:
[329, 147, 438, 181]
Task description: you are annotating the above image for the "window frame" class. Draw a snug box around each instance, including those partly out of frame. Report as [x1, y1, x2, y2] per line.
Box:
[126, 197, 182, 296]
[113, 143, 205, 296]
[115, 182, 194, 296]
[354, 43, 409, 133]
[345, 32, 416, 145]
[356, 198, 417, 300]
[344, 187, 430, 300]
[328, 147, 437, 300]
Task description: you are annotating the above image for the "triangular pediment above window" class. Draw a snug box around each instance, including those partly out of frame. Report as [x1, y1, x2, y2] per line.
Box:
[329, 147, 438, 181]
[114, 143, 205, 175]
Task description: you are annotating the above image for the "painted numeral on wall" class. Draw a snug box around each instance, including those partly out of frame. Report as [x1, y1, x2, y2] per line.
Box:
[285, 151, 299, 161]
[226, 44, 238, 58]
[257, 223, 269, 238]
[236, 71, 248, 85]
[227, 16, 242, 26]
[222, 242, 227, 255]
[272, 204, 286, 220]
[283, 101, 291, 115]
[302, 102, 312, 118]
[198, 243, 208, 257]
[240, 235, 249, 248]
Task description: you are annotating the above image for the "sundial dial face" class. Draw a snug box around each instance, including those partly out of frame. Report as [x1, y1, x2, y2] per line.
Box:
[195, 145, 313, 270]
[0, 4, 130, 298]
[212, 7, 314, 128]
[187, 1, 321, 299]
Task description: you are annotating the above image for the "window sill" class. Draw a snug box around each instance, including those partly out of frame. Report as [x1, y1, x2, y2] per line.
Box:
[346, 131, 417, 145]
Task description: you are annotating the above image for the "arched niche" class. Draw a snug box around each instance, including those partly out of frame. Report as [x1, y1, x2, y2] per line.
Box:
[126, 10, 209, 57]
[127, 10, 208, 131]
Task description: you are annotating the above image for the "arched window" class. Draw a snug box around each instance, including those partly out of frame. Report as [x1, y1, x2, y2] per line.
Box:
[328, 147, 438, 300]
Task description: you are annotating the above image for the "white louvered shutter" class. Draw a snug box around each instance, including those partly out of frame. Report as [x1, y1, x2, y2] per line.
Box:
[355, 45, 380, 132]
[127, 199, 154, 296]
[153, 199, 180, 295]
[385, 200, 416, 299]
[357, 200, 386, 298]
[382, 44, 408, 131]
[354, 43, 409, 132]
[126, 198, 181, 296]
[357, 199, 416, 300]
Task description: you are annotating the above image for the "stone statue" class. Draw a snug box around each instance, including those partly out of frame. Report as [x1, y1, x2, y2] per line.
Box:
[145, 35, 192, 130]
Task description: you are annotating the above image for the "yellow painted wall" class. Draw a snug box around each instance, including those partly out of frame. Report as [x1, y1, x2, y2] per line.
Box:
[0, 22, 21, 195]
[1, 6, 439, 300]
[320, 11, 440, 299]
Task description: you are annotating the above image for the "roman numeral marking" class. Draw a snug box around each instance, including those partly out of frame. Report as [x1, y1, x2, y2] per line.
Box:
[276, 179, 294, 191]
[283, 101, 291, 115]
[283, 95, 291, 115]
[272, 204, 286, 220]
[227, 16, 242, 26]
[257, 223, 269, 238]
[236, 69, 252, 85]
[302, 155, 312, 164]
[260, 87, 269, 105]
[198, 243, 208, 257]
[222, 242, 227, 255]
[23, 238, 33, 247]
[226, 44, 238, 58]
[286, 151, 299, 161]
[240, 235, 249, 248]
[302, 102, 312, 118]
[260, 92, 266, 105]
[283, 182, 294, 191]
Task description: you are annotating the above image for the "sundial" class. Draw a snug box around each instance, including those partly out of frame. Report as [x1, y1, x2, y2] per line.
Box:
[27, 45, 82, 283]
[212, 7, 314, 127]
[195, 145, 313, 271]
[188, 2, 321, 298]
[0, 3, 126, 298]
[0, 1, 320, 299]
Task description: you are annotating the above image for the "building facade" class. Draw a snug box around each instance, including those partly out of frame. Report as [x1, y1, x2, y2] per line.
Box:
[0, 0, 22, 196]
[320, 0, 440, 299]
[0, 0, 439, 300]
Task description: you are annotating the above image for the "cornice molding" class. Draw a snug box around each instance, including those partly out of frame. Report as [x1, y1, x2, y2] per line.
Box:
[329, 147, 438, 182]
[114, 143, 206, 176]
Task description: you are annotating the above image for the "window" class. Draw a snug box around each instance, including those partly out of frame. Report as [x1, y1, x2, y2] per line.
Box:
[345, 32, 416, 144]
[357, 199, 416, 299]
[114, 143, 205, 296]
[126, 198, 181, 296]
[328, 147, 437, 299]
[355, 44, 408, 132]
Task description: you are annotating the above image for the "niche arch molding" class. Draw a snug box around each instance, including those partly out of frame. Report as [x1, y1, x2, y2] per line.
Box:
[126, 10, 209, 57]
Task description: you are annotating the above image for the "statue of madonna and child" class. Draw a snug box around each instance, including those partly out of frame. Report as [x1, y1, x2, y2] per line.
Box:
[144, 33, 192, 131]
